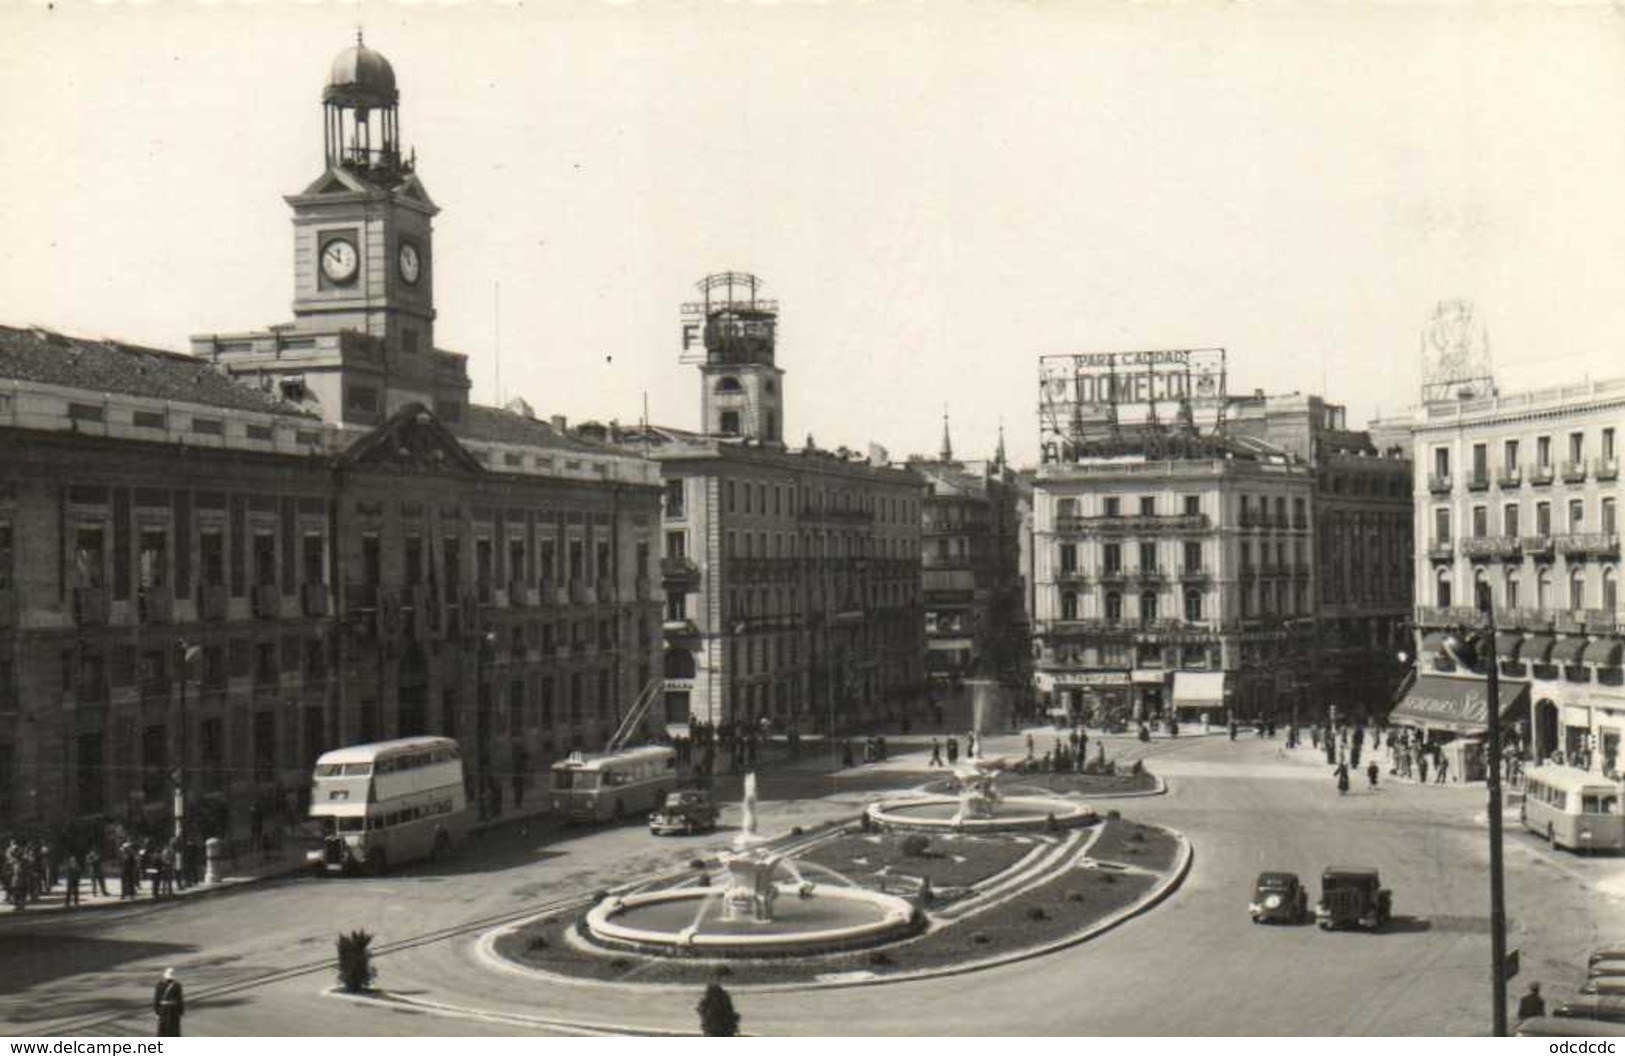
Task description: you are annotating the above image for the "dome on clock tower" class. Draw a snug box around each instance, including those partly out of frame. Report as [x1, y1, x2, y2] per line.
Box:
[324, 34, 398, 109]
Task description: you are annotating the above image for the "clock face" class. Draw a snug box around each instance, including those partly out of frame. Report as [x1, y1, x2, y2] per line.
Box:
[320, 238, 359, 284]
[398, 242, 421, 285]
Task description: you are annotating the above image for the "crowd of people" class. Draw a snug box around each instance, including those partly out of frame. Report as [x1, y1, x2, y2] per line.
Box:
[3, 831, 206, 911]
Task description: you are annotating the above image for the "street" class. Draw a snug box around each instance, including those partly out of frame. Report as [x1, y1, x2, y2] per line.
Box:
[4, 730, 1623, 1036]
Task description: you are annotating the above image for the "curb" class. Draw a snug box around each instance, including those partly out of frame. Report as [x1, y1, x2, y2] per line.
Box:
[324, 986, 705, 1037]
[0, 864, 307, 921]
[470, 820, 1194, 996]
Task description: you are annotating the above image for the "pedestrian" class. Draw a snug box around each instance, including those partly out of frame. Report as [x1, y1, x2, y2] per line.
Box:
[1517, 982, 1545, 1023]
[85, 847, 107, 897]
[63, 854, 82, 907]
[1334, 762, 1350, 795]
[1418, 754, 1429, 784]
[1026, 733, 1035, 760]
[946, 737, 959, 766]
[1228, 720, 1238, 742]
[1366, 761, 1379, 791]
[153, 968, 185, 1037]
[929, 739, 943, 767]
[1436, 754, 1450, 785]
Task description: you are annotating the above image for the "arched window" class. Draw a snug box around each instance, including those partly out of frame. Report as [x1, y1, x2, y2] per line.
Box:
[1538, 570, 1552, 610]
[715, 376, 744, 394]
[1571, 570, 1587, 611]
[1474, 567, 1490, 609]
[1105, 591, 1122, 624]
[1505, 570, 1520, 610]
[1140, 591, 1159, 624]
[1436, 569, 1452, 609]
[1184, 589, 1202, 623]
[1605, 567, 1618, 612]
[1060, 591, 1078, 620]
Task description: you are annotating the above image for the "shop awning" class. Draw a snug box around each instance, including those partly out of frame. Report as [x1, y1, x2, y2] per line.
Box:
[1495, 632, 1523, 658]
[1387, 674, 1532, 735]
[1552, 636, 1589, 664]
[1172, 671, 1226, 711]
[1522, 634, 1556, 663]
[1592, 639, 1625, 668]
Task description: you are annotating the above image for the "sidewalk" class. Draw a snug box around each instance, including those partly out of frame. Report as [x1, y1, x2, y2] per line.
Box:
[3, 843, 312, 917]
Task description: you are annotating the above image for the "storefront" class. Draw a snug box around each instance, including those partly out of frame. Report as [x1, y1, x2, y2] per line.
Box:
[1172, 671, 1228, 724]
[1388, 674, 1531, 781]
[1132, 670, 1166, 720]
[1045, 671, 1132, 725]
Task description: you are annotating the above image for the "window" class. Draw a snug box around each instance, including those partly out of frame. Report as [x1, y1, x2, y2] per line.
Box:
[1139, 496, 1155, 517]
[1056, 498, 1077, 521]
[1184, 589, 1202, 622]
[1505, 571, 1520, 609]
[1139, 542, 1157, 571]
[1537, 501, 1552, 536]
[719, 411, 740, 435]
[1059, 543, 1077, 573]
[665, 590, 687, 621]
[1538, 436, 1551, 469]
[1571, 499, 1586, 532]
[1571, 432, 1586, 463]
[74, 527, 105, 588]
[1433, 508, 1450, 545]
[252, 532, 276, 587]
[1607, 429, 1617, 462]
[138, 530, 167, 592]
[1571, 571, 1587, 611]
[345, 386, 379, 414]
[1184, 495, 1200, 517]
[1140, 591, 1158, 624]
[1434, 447, 1450, 480]
[1606, 570, 1618, 611]
[1538, 570, 1552, 610]
[1183, 541, 1202, 572]
[1503, 504, 1520, 537]
[1060, 591, 1078, 620]
[726, 481, 736, 513]
[1103, 543, 1121, 573]
[133, 410, 166, 430]
[1292, 497, 1306, 528]
[304, 534, 325, 586]
[1607, 498, 1618, 537]
[1471, 506, 1487, 538]
[1504, 439, 1519, 471]
[664, 479, 685, 518]
[1104, 591, 1122, 624]
[1104, 497, 1121, 519]
[1436, 570, 1452, 608]
[1472, 443, 1487, 480]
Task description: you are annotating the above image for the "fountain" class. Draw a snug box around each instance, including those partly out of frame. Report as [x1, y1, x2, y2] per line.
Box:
[583, 773, 921, 957]
[865, 757, 1099, 833]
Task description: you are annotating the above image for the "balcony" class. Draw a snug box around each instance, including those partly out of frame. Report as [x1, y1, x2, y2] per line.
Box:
[1178, 564, 1210, 581]
[507, 579, 530, 608]
[1415, 605, 1484, 628]
[1427, 474, 1452, 495]
[1097, 567, 1129, 585]
[1054, 568, 1090, 586]
[251, 583, 280, 619]
[1138, 566, 1167, 584]
[1425, 540, 1454, 562]
[1597, 458, 1620, 482]
[73, 586, 109, 626]
[1563, 461, 1589, 484]
[343, 583, 377, 614]
[138, 589, 173, 625]
[199, 583, 229, 621]
[1495, 607, 1551, 632]
[1291, 566, 1310, 581]
[1466, 471, 1491, 492]
[1461, 536, 1520, 561]
[1529, 464, 1555, 485]
[1558, 532, 1620, 558]
[1520, 534, 1554, 559]
[661, 556, 700, 584]
[1497, 466, 1522, 488]
[1555, 611, 1585, 634]
[1056, 513, 1211, 535]
[1584, 609, 1620, 634]
[301, 582, 329, 617]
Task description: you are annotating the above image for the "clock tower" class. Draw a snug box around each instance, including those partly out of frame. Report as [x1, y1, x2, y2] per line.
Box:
[196, 36, 470, 429]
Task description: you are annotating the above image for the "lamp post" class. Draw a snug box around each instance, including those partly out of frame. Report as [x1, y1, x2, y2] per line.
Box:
[1442, 587, 1508, 1037]
[173, 639, 199, 879]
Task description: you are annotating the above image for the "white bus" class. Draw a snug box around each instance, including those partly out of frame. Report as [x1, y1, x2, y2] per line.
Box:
[550, 745, 678, 823]
[1521, 764, 1625, 853]
[309, 736, 471, 873]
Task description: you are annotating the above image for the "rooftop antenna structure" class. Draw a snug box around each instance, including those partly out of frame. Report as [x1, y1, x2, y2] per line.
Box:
[1420, 299, 1495, 403]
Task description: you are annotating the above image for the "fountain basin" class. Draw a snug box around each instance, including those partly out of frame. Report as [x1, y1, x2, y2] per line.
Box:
[585, 884, 920, 957]
[866, 796, 1098, 833]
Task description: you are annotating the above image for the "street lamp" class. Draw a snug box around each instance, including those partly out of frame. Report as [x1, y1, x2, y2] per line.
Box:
[173, 639, 200, 879]
[1438, 585, 1509, 1037]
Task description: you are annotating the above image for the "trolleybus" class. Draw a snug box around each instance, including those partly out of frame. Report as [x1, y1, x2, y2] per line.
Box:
[1520, 764, 1624, 853]
[309, 736, 471, 873]
[550, 745, 678, 823]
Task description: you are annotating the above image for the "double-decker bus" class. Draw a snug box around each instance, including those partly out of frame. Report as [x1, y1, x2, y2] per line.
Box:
[550, 745, 678, 823]
[1521, 764, 1625, 853]
[309, 736, 471, 873]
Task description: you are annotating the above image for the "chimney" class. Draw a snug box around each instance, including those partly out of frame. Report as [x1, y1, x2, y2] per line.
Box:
[551, 414, 567, 432]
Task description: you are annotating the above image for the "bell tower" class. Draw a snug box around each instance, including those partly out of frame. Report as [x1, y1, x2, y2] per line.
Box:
[286, 33, 438, 367]
[680, 272, 785, 446]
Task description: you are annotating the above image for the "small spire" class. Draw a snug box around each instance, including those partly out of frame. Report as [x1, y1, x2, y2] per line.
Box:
[995, 419, 1007, 470]
[940, 405, 953, 462]
[356, 27, 365, 47]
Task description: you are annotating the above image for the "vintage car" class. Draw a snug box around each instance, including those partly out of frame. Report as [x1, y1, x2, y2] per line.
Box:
[1554, 996, 1625, 1025]
[648, 789, 720, 835]
[1249, 871, 1309, 924]
[1314, 866, 1392, 931]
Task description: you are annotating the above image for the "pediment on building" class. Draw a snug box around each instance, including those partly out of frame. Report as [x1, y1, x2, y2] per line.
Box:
[300, 168, 374, 196]
[341, 402, 484, 475]
[393, 174, 438, 212]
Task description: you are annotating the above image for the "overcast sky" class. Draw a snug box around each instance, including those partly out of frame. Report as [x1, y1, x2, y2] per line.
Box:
[5, 2, 1625, 466]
